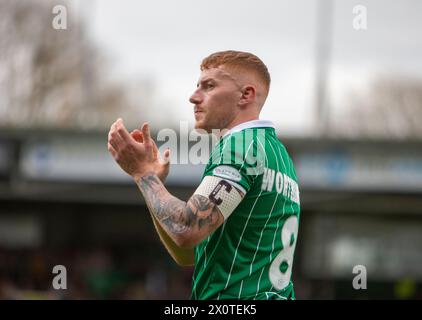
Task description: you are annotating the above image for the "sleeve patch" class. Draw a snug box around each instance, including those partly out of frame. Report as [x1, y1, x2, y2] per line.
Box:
[212, 165, 242, 182]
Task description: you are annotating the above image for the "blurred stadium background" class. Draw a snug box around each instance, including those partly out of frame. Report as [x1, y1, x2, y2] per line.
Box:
[1, 0, 422, 299]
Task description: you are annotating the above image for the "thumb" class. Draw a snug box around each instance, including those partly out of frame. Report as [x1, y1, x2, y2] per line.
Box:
[162, 148, 171, 165]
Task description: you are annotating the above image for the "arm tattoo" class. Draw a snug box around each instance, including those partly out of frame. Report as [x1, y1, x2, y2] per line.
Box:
[137, 173, 222, 238]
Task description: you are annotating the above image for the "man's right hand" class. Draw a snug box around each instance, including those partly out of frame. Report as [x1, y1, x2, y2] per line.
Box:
[130, 125, 171, 183]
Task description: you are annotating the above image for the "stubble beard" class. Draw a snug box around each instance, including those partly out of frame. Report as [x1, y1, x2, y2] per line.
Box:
[195, 113, 233, 134]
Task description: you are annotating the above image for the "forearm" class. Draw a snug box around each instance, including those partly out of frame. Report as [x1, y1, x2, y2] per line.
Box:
[150, 214, 194, 266]
[135, 172, 223, 248]
[136, 172, 195, 247]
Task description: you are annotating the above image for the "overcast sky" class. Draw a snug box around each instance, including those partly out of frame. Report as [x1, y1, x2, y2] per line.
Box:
[72, 0, 422, 136]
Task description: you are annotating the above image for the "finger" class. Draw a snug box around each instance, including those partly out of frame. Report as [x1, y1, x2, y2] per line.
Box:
[151, 139, 159, 159]
[108, 122, 124, 151]
[108, 142, 118, 158]
[116, 119, 133, 144]
[108, 122, 117, 141]
[141, 122, 152, 148]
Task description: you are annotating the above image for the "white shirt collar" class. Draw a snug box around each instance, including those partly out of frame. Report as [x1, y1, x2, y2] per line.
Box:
[222, 119, 275, 138]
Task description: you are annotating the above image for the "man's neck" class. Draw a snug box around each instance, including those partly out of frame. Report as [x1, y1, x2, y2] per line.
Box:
[213, 115, 262, 140]
[225, 115, 260, 131]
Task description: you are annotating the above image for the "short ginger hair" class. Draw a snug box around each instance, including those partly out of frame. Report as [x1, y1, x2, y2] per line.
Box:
[200, 50, 271, 97]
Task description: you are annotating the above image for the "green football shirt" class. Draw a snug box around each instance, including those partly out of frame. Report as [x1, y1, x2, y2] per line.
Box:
[191, 120, 301, 300]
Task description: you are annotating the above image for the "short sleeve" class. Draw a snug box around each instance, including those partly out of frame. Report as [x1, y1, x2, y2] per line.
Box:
[202, 131, 266, 194]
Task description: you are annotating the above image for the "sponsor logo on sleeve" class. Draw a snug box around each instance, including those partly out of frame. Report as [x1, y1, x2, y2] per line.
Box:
[213, 165, 242, 182]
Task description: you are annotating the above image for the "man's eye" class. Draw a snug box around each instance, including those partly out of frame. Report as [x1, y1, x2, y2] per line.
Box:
[206, 84, 214, 89]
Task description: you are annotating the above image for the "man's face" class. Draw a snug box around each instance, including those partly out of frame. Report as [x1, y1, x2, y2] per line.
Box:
[189, 67, 242, 133]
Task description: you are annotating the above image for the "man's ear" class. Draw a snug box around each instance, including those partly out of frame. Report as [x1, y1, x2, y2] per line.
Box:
[238, 85, 256, 107]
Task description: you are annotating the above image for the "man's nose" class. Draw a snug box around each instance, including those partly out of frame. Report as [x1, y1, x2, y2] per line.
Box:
[189, 90, 202, 104]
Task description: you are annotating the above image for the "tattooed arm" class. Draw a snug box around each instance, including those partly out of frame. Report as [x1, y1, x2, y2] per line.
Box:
[144, 174, 195, 266]
[107, 120, 227, 264]
[149, 214, 195, 266]
[136, 173, 225, 250]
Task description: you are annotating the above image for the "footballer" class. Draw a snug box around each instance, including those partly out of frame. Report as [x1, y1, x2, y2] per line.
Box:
[108, 50, 301, 300]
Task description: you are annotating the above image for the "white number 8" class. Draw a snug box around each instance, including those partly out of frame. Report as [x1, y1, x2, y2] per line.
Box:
[269, 215, 299, 290]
